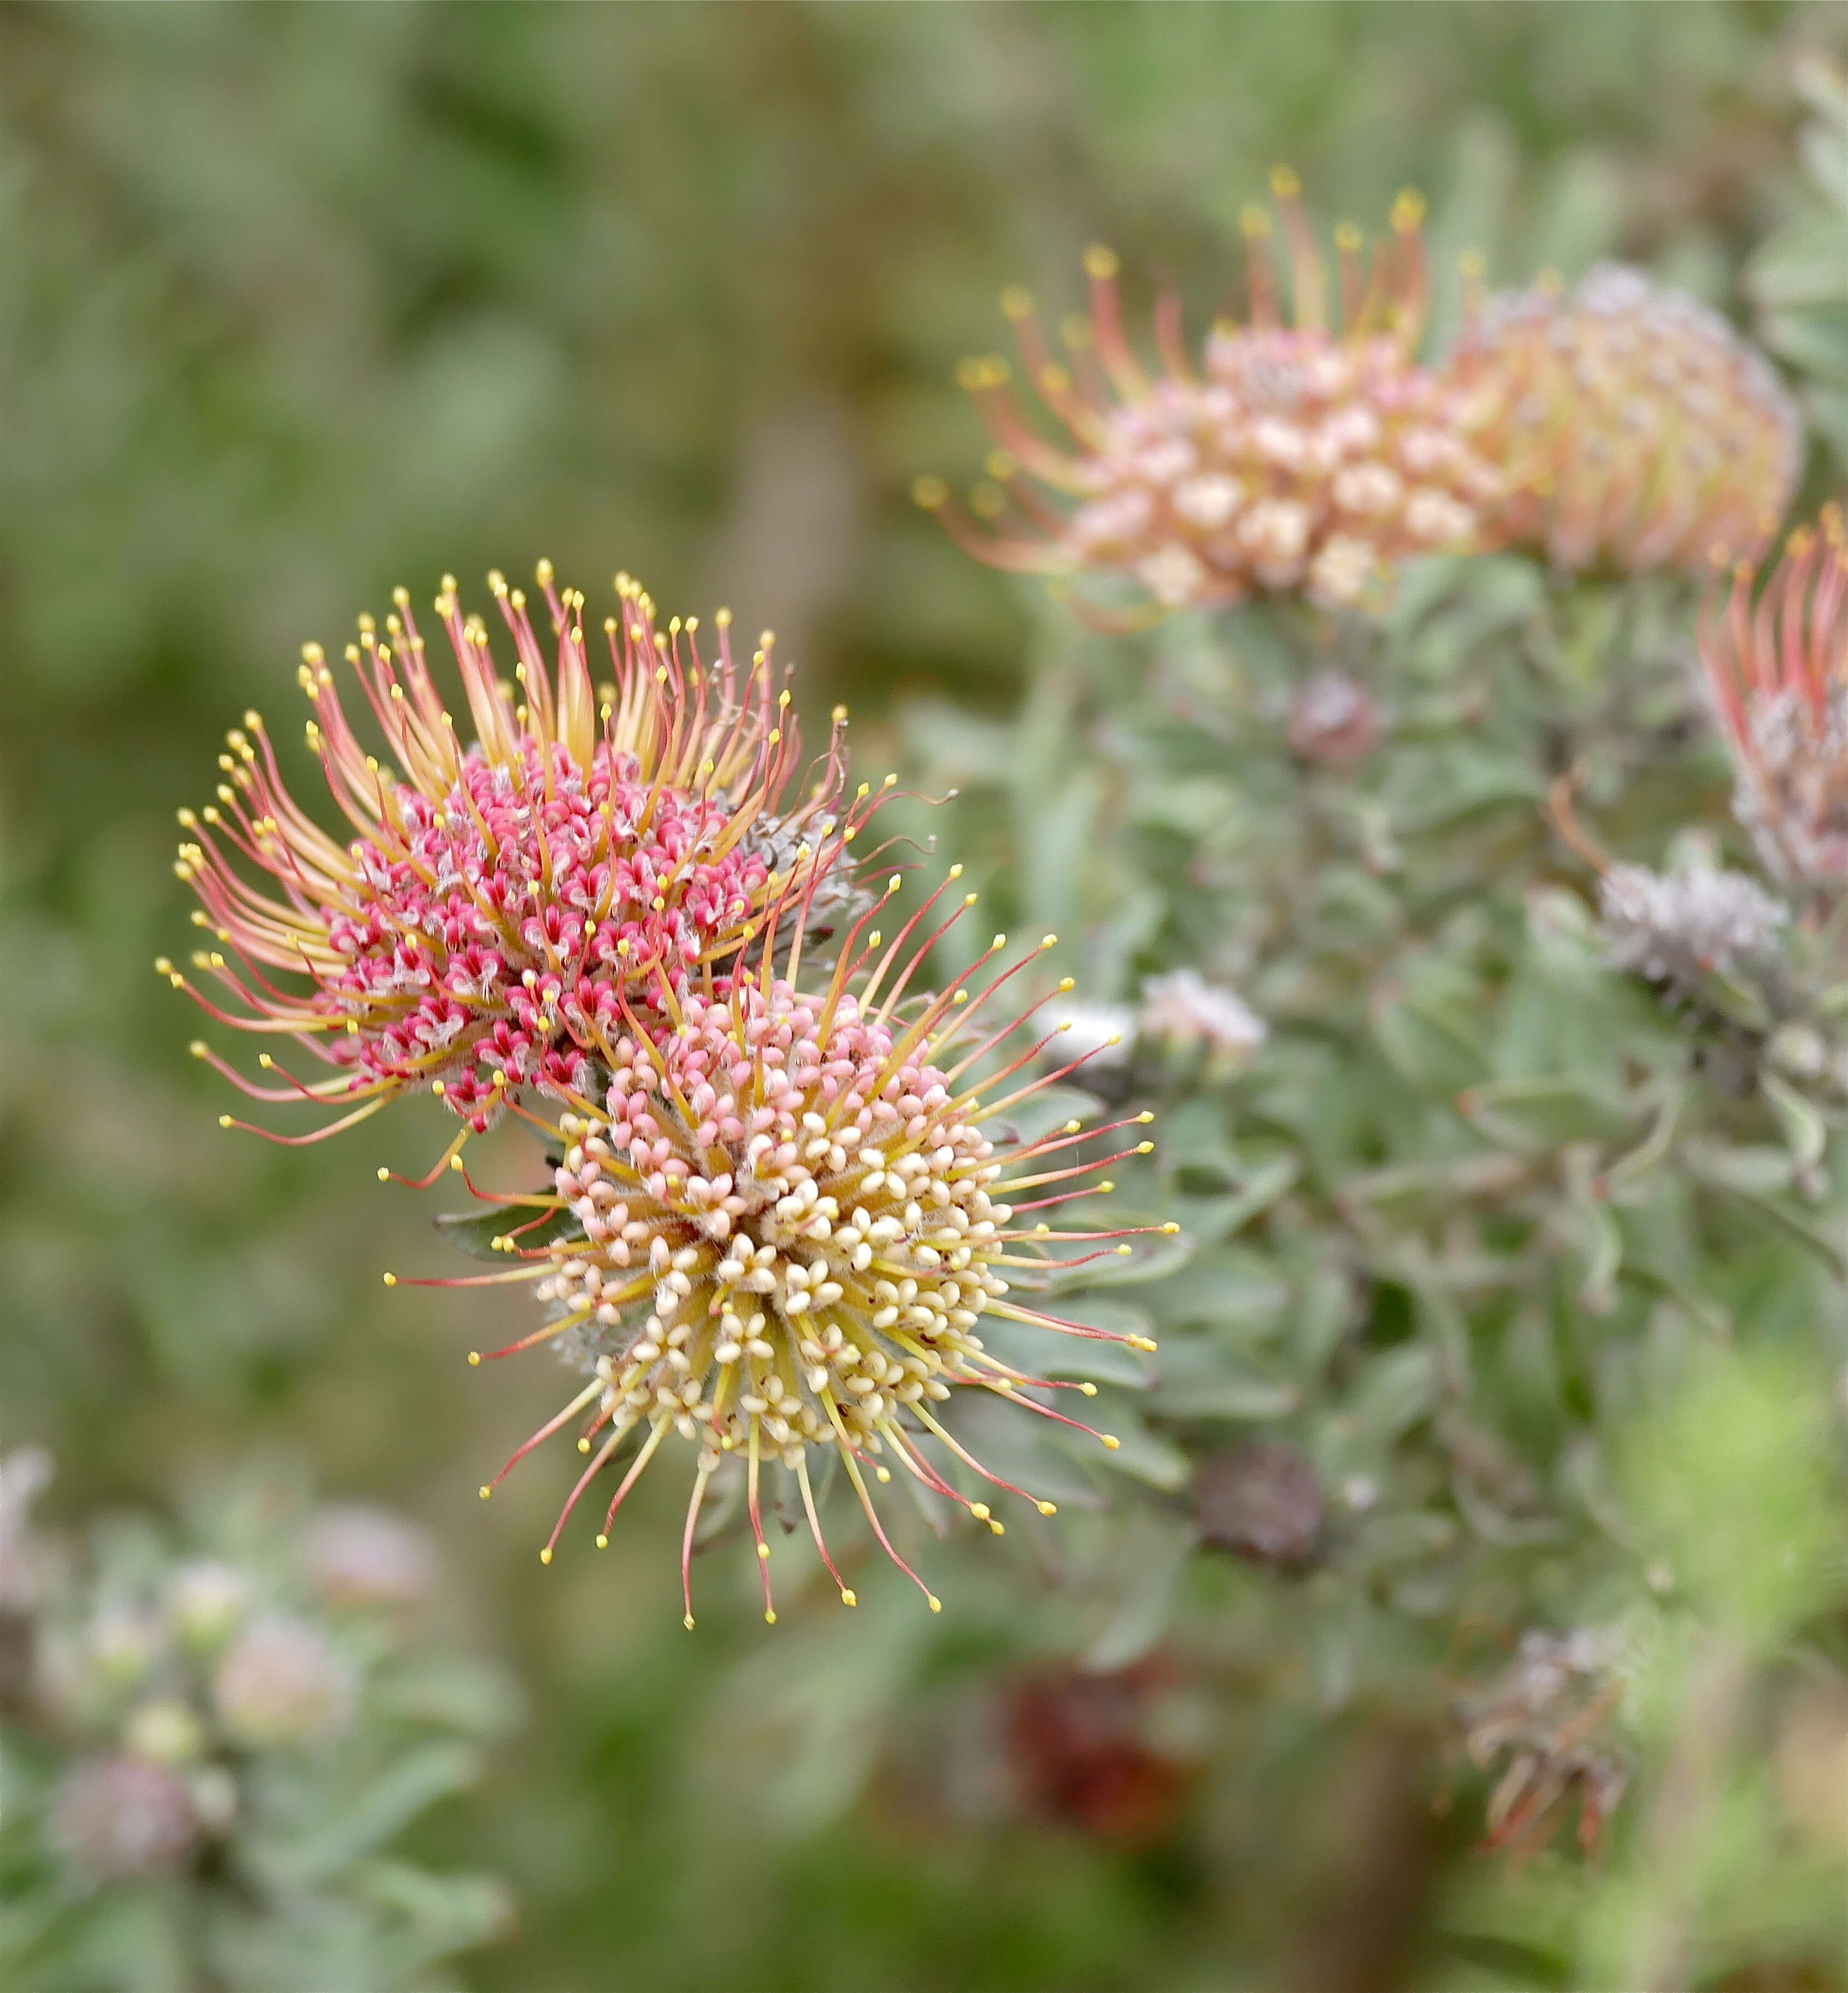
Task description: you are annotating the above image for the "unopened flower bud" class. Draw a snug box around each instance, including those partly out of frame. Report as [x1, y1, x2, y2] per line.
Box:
[1194, 1442, 1324, 1569]
[125, 1698, 207, 1766]
[1286, 669, 1382, 767]
[1140, 971, 1266, 1072]
[1046, 999, 1137, 1072]
[1459, 263, 1798, 574]
[167, 1560, 250, 1651]
[86, 1606, 164, 1694]
[305, 1505, 440, 1613]
[51, 1754, 200, 1880]
[214, 1617, 352, 1748]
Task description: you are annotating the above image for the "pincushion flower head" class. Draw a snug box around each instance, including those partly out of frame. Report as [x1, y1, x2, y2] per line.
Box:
[1458, 263, 1801, 574]
[429, 878, 1173, 1626]
[919, 169, 1498, 616]
[166, 565, 872, 1148]
[1700, 505, 1848, 893]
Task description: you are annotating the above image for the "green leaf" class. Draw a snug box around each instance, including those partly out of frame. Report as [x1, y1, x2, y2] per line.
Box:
[1143, 1337, 1299, 1420]
[1709, 1184, 1848, 1281]
[1084, 1517, 1199, 1671]
[349, 1859, 516, 1950]
[1565, 1182, 1623, 1314]
[1598, 1088, 1684, 1194]
[1682, 1138, 1797, 1198]
[1078, 1403, 1191, 1491]
[1455, 1074, 1638, 1151]
[264, 1741, 487, 1886]
[943, 1395, 1105, 1508]
[1141, 1252, 1289, 1334]
[434, 1201, 576, 1261]
[1370, 987, 1493, 1096]
[1340, 1347, 1441, 1444]
[1762, 1074, 1828, 1175]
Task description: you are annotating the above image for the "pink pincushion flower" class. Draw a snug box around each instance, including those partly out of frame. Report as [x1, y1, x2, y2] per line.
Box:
[922, 172, 1498, 616]
[434, 883, 1172, 1625]
[1457, 263, 1801, 574]
[1700, 506, 1848, 892]
[168, 567, 872, 1143]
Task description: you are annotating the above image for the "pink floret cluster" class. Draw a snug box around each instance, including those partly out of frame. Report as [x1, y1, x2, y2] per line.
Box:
[321, 736, 779, 1127]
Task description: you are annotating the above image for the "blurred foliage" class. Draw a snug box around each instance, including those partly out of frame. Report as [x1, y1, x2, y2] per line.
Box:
[1750, 52, 1848, 470]
[3, 5, 1848, 1991]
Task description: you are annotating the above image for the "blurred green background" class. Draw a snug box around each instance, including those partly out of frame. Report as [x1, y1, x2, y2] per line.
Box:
[1, 5, 1843, 1989]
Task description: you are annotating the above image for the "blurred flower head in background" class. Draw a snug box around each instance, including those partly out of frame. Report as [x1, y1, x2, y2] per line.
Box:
[1461, 1628, 1631, 1859]
[921, 172, 1498, 617]
[1598, 857, 1788, 988]
[1004, 1659, 1199, 1844]
[1051, 997, 1137, 1072]
[1459, 262, 1802, 573]
[1701, 506, 1848, 892]
[213, 1614, 353, 1748]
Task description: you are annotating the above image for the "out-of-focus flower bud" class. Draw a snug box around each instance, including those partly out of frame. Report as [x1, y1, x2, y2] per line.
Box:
[189, 1764, 240, 1835]
[1193, 1441, 1325, 1569]
[1458, 263, 1800, 574]
[51, 1754, 201, 1881]
[86, 1606, 165, 1694]
[1049, 998, 1137, 1071]
[125, 1698, 208, 1766]
[1286, 668, 1382, 766]
[167, 1560, 250, 1652]
[1140, 970, 1266, 1074]
[214, 1617, 352, 1748]
[305, 1505, 440, 1614]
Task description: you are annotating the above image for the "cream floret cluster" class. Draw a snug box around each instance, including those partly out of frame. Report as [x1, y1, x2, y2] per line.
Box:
[455, 892, 1166, 1625]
